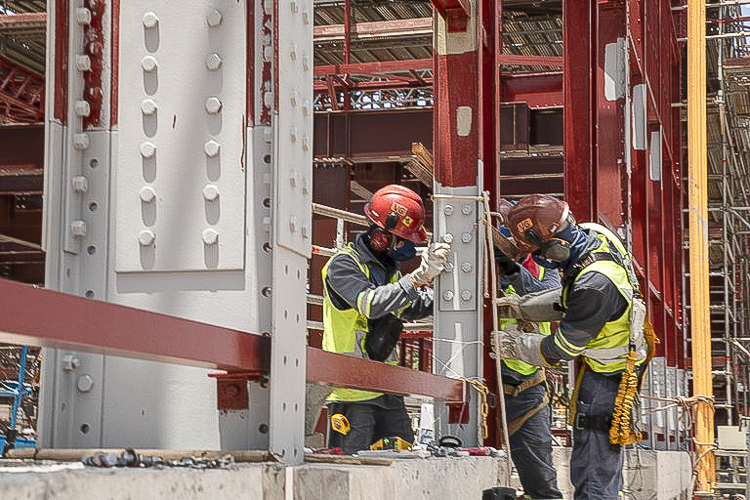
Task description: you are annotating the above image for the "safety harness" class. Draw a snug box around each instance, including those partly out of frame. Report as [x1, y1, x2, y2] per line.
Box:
[503, 369, 550, 436]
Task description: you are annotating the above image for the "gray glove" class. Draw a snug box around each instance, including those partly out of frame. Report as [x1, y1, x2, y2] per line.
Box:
[495, 287, 564, 322]
[493, 329, 550, 367]
[410, 242, 451, 285]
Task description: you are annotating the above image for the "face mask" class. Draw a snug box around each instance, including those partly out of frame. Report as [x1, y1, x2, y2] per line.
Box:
[390, 240, 416, 261]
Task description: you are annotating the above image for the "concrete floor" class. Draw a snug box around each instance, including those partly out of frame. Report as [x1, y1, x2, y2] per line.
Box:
[0, 449, 691, 499]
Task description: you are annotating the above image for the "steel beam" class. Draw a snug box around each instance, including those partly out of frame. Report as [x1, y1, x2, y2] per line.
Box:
[495, 54, 563, 67]
[500, 72, 563, 108]
[314, 59, 433, 77]
[314, 17, 432, 40]
[0, 278, 271, 371]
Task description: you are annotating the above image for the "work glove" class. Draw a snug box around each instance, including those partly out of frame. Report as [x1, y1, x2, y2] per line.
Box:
[495, 287, 564, 322]
[410, 242, 451, 285]
[493, 329, 550, 367]
[494, 250, 520, 276]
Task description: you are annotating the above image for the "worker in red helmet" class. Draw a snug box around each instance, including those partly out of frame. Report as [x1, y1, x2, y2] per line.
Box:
[496, 194, 652, 500]
[322, 184, 451, 453]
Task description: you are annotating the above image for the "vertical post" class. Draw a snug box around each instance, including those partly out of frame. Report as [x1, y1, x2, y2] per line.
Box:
[8, 345, 28, 437]
[688, 0, 715, 492]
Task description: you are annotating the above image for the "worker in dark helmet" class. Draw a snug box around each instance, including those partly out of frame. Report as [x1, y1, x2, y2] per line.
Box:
[322, 184, 451, 453]
[495, 194, 654, 500]
[494, 199, 562, 500]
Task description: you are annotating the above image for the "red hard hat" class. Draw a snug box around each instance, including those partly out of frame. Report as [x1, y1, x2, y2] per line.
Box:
[364, 184, 428, 243]
[506, 194, 570, 251]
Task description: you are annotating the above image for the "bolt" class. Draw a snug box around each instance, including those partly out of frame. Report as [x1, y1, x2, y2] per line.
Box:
[444, 204, 454, 216]
[443, 261, 454, 273]
[205, 96, 222, 114]
[302, 8, 311, 24]
[205, 53, 223, 71]
[142, 11, 159, 28]
[461, 290, 472, 301]
[74, 100, 91, 117]
[263, 91, 273, 108]
[290, 90, 299, 107]
[206, 8, 222, 27]
[203, 184, 220, 201]
[71, 176, 88, 194]
[204, 140, 220, 157]
[290, 0, 299, 13]
[302, 136, 310, 151]
[73, 133, 90, 150]
[289, 44, 298, 60]
[76, 8, 92, 25]
[138, 229, 156, 246]
[301, 224, 309, 239]
[140, 141, 156, 158]
[141, 98, 158, 115]
[443, 290, 454, 301]
[462, 203, 472, 215]
[70, 220, 88, 238]
[139, 186, 156, 203]
[443, 233, 454, 244]
[289, 171, 298, 187]
[302, 55, 310, 71]
[461, 232, 472, 243]
[302, 100, 311, 116]
[461, 261, 472, 273]
[76, 55, 92, 72]
[301, 178, 310, 195]
[290, 126, 298, 142]
[141, 55, 158, 72]
[289, 215, 298, 233]
[62, 355, 80, 371]
[76, 375, 94, 393]
[87, 41, 102, 56]
[263, 46, 273, 62]
[262, 216, 271, 232]
[202, 228, 219, 245]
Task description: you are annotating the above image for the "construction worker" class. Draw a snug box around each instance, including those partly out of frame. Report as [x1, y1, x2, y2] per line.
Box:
[496, 247, 563, 500]
[322, 184, 451, 454]
[496, 194, 650, 500]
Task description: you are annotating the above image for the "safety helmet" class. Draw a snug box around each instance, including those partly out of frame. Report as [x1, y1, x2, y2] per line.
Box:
[506, 194, 570, 253]
[363, 184, 428, 243]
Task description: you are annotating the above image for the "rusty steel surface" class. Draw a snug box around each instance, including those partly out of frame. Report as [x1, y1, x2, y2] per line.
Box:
[0, 278, 271, 372]
[0, 56, 44, 124]
[53, 0, 68, 123]
[306, 346, 465, 403]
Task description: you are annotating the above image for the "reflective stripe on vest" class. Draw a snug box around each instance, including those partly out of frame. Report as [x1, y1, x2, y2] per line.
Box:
[501, 267, 552, 376]
[322, 244, 400, 402]
[563, 223, 646, 373]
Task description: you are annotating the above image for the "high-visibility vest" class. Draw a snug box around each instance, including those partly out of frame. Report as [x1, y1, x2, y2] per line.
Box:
[500, 264, 552, 376]
[322, 243, 400, 402]
[560, 223, 647, 373]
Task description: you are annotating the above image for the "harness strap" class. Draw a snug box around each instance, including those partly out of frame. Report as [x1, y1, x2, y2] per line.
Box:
[502, 369, 546, 398]
[507, 388, 550, 436]
[574, 413, 613, 433]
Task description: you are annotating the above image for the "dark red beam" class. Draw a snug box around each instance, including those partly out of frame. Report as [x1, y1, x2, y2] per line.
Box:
[500, 72, 563, 108]
[307, 347, 465, 403]
[431, 0, 471, 31]
[314, 17, 432, 39]
[0, 278, 271, 372]
[496, 54, 563, 67]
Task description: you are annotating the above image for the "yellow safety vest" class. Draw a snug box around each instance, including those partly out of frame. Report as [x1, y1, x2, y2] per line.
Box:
[322, 244, 401, 402]
[561, 223, 647, 373]
[500, 265, 552, 376]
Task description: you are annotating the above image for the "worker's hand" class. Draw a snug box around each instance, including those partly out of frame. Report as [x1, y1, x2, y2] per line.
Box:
[410, 242, 451, 285]
[493, 330, 550, 367]
[495, 288, 564, 322]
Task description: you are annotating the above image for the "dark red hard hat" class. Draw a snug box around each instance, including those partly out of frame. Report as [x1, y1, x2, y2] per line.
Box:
[506, 194, 570, 251]
[364, 184, 428, 243]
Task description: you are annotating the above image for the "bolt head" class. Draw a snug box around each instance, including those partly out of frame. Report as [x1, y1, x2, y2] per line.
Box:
[461, 232, 472, 243]
[443, 233, 454, 244]
[75, 55, 92, 72]
[204, 140, 220, 157]
[76, 8, 92, 25]
[302, 136, 310, 151]
[138, 229, 156, 246]
[73, 133, 90, 150]
[72, 176, 89, 194]
[142, 11, 159, 28]
[75, 100, 91, 117]
[77, 375, 94, 393]
[302, 8, 311, 24]
[140, 141, 156, 158]
[290, 90, 299, 107]
[139, 186, 156, 203]
[290, 126, 298, 142]
[302, 55, 310, 71]
[443, 290, 454, 301]
[290, 0, 299, 13]
[289, 215, 298, 233]
[70, 220, 88, 237]
[141, 55, 158, 72]
[461, 203, 472, 215]
[205, 53, 223, 71]
[461, 262, 472, 273]
[461, 290, 472, 301]
[289, 171, 298, 187]
[444, 205, 454, 216]
[302, 100, 311, 116]
[141, 98, 158, 115]
[203, 184, 220, 201]
[202, 228, 219, 245]
[301, 224, 309, 239]
[205, 96, 222, 114]
[289, 44, 298, 60]
[206, 8, 223, 27]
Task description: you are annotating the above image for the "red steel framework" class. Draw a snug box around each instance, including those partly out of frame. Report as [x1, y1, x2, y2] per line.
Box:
[0, 56, 44, 124]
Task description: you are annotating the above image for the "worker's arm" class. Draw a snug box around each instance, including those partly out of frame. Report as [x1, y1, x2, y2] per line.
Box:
[539, 272, 628, 364]
[325, 254, 420, 319]
[502, 263, 562, 295]
[398, 286, 434, 321]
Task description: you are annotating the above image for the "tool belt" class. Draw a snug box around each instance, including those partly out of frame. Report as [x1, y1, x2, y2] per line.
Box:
[503, 369, 549, 436]
[574, 413, 613, 432]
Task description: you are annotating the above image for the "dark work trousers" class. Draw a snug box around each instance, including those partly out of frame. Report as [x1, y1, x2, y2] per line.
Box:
[327, 395, 414, 454]
[505, 382, 562, 500]
[571, 369, 623, 499]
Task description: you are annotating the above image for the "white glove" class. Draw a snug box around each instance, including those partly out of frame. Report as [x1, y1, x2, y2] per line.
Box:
[495, 287, 564, 322]
[493, 329, 550, 367]
[410, 242, 451, 285]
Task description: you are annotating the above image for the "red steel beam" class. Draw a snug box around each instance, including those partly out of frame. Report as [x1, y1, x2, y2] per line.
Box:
[314, 58, 433, 77]
[500, 71, 563, 108]
[495, 54, 564, 67]
[0, 12, 46, 29]
[0, 278, 271, 372]
[431, 0, 471, 32]
[307, 347, 465, 403]
[314, 17, 432, 39]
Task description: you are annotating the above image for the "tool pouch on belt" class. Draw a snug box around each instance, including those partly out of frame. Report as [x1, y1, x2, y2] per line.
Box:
[365, 313, 403, 362]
